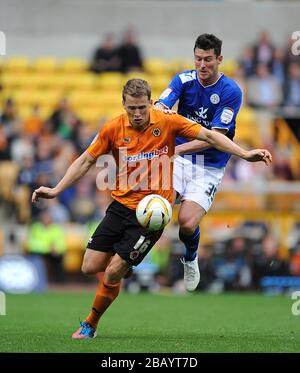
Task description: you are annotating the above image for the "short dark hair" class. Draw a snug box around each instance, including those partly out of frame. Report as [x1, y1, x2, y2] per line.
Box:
[194, 34, 222, 57]
[122, 79, 151, 102]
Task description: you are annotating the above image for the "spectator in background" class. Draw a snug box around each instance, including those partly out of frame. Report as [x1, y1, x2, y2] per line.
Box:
[239, 46, 255, 77]
[31, 173, 53, 219]
[247, 63, 283, 108]
[73, 123, 95, 154]
[10, 131, 35, 166]
[251, 234, 289, 290]
[26, 210, 66, 283]
[0, 126, 10, 160]
[213, 236, 251, 291]
[34, 139, 53, 176]
[253, 31, 275, 71]
[272, 149, 294, 181]
[46, 198, 70, 224]
[290, 238, 300, 276]
[17, 156, 36, 192]
[48, 98, 80, 140]
[0, 98, 20, 159]
[90, 33, 121, 74]
[283, 62, 300, 108]
[118, 28, 143, 73]
[22, 105, 43, 137]
[70, 178, 96, 223]
[232, 64, 248, 105]
[271, 48, 286, 88]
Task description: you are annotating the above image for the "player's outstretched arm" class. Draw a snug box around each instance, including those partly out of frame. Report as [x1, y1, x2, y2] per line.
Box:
[197, 127, 272, 165]
[32, 151, 96, 203]
[175, 129, 228, 155]
[154, 102, 176, 114]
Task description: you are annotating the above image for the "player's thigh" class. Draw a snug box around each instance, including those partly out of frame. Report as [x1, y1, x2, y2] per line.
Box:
[180, 166, 225, 216]
[178, 199, 206, 228]
[82, 249, 113, 274]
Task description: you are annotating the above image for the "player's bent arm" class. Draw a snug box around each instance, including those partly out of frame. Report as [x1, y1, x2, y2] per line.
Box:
[196, 128, 272, 164]
[32, 151, 96, 202]
[176, 129, 228, 155]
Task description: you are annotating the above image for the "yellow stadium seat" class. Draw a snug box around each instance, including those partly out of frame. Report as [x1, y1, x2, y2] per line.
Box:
[68, 91, 104, 108]
[75, 107, 106, 123]
[0, 161, 19, 203]
[104, 108, 125, 121]
[63, 251, 83, 272]
[66, 73, 95, 90]
[235, 106, 261, 146]
[19, 105, 52, 121]
[70, 91, 121, 109]
[18, 106, 33, 120]
[144, 58, 168, 75]
[60, 58, 88, 73]
[148, 75, 172, 92]
[3, 57, 31, 72]
[13, 89, 63, 107]
[221, 59, 238, 78]
[100, 92, 121, 107]
[151, 90, 163, 102]
[96, 72, 124, 91]
[15, 185, 30, 223]
[37, 106, 53, 120]
[238, 106, 257, 124]
[167, 58, 193, 75]
[13, 90, 39, 105]
[32, 57, 58, 73]
[1, 72, 29, 89]
[125, 72, 150, 82]
[43, 74, 70, 90]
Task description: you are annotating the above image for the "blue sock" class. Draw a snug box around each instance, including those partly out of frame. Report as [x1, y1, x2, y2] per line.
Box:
[179, 226, 200, 261]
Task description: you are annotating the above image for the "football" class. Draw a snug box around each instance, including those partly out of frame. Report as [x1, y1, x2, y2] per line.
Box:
[136, 194, 173, 231]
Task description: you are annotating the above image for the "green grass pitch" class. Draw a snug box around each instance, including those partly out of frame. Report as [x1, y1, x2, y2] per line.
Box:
[0, 291, 299, 353]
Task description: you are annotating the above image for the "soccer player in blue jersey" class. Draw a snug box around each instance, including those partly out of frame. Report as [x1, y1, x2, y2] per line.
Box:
[155, 34, 243, 291]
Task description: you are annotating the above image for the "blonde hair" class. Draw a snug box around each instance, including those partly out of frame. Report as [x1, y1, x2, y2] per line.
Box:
[122, 79, 151, 102]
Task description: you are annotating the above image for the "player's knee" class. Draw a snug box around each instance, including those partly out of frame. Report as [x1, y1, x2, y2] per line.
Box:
[179, 216, 198, 233]
[105, 259, 129, 283]
[105, 267, 122, 283]
[81, 261, 97, 275]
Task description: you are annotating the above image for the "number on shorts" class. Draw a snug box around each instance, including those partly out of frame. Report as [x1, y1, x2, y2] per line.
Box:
[205, 182, 217, 198]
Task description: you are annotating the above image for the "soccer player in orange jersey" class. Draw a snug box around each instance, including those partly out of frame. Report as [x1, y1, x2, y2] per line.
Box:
[32, 79, 272, 339]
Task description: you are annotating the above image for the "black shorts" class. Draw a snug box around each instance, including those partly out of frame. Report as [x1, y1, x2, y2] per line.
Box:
[87, 200, 164, 266]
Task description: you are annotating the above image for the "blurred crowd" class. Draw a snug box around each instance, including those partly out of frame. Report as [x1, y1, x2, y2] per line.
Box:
[0, 29, 300, 291]
[237, 31, 300, 110]
[131, 221, 300, 294]
[90, 28, 143, 74]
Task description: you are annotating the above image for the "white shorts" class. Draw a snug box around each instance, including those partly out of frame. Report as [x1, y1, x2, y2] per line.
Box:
[173, 156, 225, 212]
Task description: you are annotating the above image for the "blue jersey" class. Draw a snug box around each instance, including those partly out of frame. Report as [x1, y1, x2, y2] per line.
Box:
[158, 70, 242, 168]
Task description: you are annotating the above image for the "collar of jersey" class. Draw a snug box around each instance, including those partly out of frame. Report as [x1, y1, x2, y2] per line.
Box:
[197, 72, 224, 88]
[124, 109, 155, 128]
